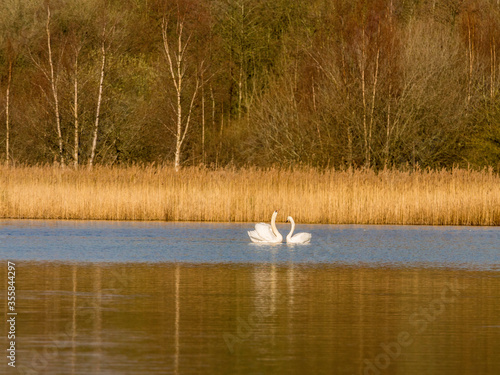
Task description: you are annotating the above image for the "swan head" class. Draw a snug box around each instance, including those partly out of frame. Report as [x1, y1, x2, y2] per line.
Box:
[286, 216, 293, 223]
[271, 210, 279, 220]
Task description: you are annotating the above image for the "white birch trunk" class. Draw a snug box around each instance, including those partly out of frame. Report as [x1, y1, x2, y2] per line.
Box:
[73, 51, 79, 168]
[89, 30, 106, 169]
[5, 60, 12, 166]
[174, 26, 183, 172]
[360, 32, 368, 168]
[162, 17, 200, 172]
[46, 6, 64, 166]
[201, 72, 205, 164]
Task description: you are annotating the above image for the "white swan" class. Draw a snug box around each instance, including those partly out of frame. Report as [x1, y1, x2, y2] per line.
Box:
[248, 210, 283, 243]
[286, 216, 311, 244]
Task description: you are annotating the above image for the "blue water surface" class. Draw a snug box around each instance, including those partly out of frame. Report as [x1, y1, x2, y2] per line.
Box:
[0, 220, 498, 269]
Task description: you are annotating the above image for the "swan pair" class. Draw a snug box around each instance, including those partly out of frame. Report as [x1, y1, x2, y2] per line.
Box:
[247, 210, 312, 244]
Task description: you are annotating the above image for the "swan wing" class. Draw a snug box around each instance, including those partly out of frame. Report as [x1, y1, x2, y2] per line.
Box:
[248, 230, 267, 243]
[248, 223, 281, 243]
[254, 223, 279, 241]
[289, 232, 312, 244]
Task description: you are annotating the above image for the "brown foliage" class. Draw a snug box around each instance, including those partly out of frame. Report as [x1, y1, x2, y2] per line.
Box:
[0, 0, 499, 170]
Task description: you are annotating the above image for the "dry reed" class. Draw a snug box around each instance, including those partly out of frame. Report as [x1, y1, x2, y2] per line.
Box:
[0, 165, 498, 225]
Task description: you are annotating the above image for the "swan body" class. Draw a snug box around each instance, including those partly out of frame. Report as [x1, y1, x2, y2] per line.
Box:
[248, 210, 283, 243]
[286, 216, 311, 244]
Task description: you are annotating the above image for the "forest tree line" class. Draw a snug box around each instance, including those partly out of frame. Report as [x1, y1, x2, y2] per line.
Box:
[1, 0, 500, 170]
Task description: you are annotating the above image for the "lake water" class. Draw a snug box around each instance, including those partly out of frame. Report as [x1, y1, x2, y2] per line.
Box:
[0, 220, 499, 374]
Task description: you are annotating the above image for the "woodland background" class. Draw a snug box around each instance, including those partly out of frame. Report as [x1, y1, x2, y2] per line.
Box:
[1, 0, 500, 170]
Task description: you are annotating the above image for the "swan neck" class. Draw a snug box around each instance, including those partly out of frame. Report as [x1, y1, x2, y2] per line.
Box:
[287, 218, 295, 240]
[271, 212, 280, 238]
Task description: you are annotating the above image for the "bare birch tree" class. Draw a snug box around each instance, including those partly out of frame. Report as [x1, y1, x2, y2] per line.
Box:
[46, 5, 64, 166]
[1, 3, 19, 167]
[89, 26, 107, 169]
[5, 58, 12, 166]
[201, 73, 206, 164]
[162, 15, 201, 172]
[73, 46, 81, 168]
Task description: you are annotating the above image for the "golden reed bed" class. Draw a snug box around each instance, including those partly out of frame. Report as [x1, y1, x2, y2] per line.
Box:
[0, 165, 498, 225]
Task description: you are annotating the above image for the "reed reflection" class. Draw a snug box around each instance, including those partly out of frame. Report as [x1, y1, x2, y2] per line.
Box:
[3, 261, 499, 375]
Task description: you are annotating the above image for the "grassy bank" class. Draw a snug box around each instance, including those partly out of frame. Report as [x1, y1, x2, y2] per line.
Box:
[0, 166, 499, 225]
